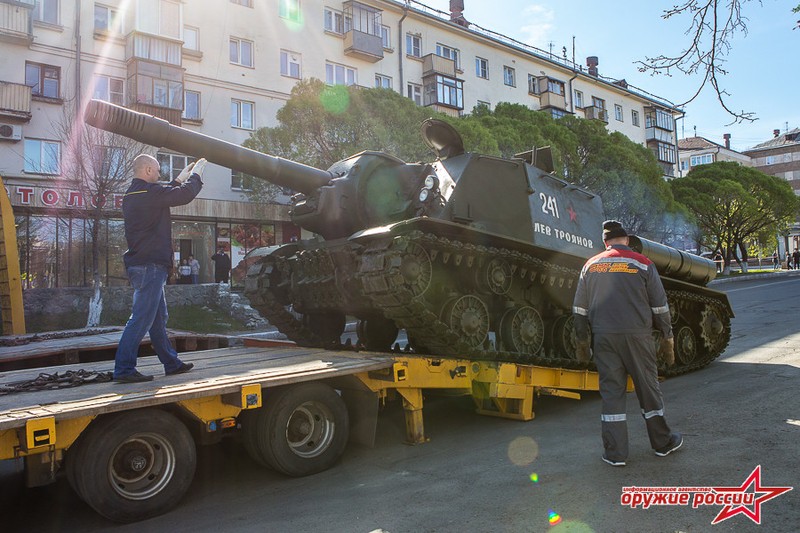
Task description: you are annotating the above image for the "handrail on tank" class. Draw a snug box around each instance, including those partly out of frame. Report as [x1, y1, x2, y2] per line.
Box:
[83, 100, 333, 196]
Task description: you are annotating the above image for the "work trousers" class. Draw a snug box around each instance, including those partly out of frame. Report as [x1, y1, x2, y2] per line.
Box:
[592, 332, 672, 461]
[114, 263, 184, 378]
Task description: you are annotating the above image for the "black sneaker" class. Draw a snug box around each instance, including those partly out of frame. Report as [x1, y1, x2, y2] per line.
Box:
[165, 362, 194, 376]
[114, 371, 154, 383]
[602, 455, 626, 467]
[655, 433, 683, 457]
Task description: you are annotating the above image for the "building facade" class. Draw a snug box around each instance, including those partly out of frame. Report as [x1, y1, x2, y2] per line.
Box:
[0, 0, 682, 288]
[676, 135, 751, 178]
[743, 127, 800, 259]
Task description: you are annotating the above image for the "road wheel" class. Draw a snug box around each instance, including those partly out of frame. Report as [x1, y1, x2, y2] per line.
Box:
[68, 409, 196, 523]
[240, 383, 349, 477]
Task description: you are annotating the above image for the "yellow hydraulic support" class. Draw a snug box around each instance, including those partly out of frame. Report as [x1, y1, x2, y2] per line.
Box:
[357, 356, 633, 445]
[0, 175, 25, 335]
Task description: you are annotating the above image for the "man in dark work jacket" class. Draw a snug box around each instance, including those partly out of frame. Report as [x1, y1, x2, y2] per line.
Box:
[113, 154, 206, 383]
[572, 220, 683, 466]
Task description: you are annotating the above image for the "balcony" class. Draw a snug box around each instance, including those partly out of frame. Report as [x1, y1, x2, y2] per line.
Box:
[0, 81, 31, 121]
[0, 1, 33, 45]
[126, 31, 183, 67]
[539, 90, 566, 111]
[646, 127, 673, 143]
[126, 56, 184, 126]
[583, 105, 608, 122]
[344, 29, 383, 62]
[422, 53, 456, 78]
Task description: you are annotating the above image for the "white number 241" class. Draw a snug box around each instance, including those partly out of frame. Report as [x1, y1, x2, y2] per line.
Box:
[539, 193, 559, 219]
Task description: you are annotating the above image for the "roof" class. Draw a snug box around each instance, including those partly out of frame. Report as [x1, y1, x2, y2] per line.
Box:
[746, 128, 800, 152]
[677, 137, 723, 151]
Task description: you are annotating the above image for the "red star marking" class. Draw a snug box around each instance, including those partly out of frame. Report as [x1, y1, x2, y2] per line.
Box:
[567, 205, 577, 222]
[711, 465, 793, 525]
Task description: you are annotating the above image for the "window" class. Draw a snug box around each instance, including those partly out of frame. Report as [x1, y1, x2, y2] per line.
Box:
[231, 171, 254, 190]
[231, 99, 254, 129]
[680, 160, 688, 171]
[93, 75, 124, 105]
[765, 155, 776, 165]
[476, 100, 490, 110]
[94, 4, 122, 33]
[436, 43, 460, 69]
[592, 96, 606, 110]
[375, 74, 392, 89]
[645, 108, 674, 130]
[136, 0, 180, 39]
[325, 62, 357, 86]
[631, 109, 640, 127]
[406, 33, 421, 57]
[25, 62, 60, 99]
[28, 0, 59, 24]
[574, 90, 583, 108]
[230, 0, 253, 6]
[133, 76, 182, 109]
[528, 74, 538, 94]
[183, 90, 200, 120]
[550, 108, 567, 120]
[380, 25, 391, 48]
[653, 142, 676, 163]
[157, 153, 196, 181]
[280, 50, 301, 79]
[475, 57, 488, 79]
[91, 146, 124, 177]
[230, 38, 254, 67]
[324, 7, 351, 34]
[407, 82, 422, 105]
[423, 75, 463, 109]
[615, 104, 623, 122]
[503, 66, 515, 87]
[690, 154, 714, 166]
[546, 78, 565, 95]
[24, 139, 60, 174]
[183, 26, 198, 50]
[279, 0, 301, 22]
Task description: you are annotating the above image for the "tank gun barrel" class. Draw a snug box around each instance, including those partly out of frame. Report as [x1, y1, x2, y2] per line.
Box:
[629, 235, 716, 285]
[83, 100, 333, 196]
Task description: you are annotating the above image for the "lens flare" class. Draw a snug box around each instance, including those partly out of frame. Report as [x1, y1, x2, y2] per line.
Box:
[548, 509, 562, 526]
[507, 436, 539, 466]
[320, 85, 350, 114]
[529, 472, 539, 483]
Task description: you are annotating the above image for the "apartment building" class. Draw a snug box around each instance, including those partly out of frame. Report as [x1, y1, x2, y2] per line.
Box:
[0, 0, 682, 288]
[743, 127, 800, 258]
[676, 135, 751, 178]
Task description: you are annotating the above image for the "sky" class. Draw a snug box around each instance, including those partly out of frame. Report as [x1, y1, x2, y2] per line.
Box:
[420, 0, 799, 152]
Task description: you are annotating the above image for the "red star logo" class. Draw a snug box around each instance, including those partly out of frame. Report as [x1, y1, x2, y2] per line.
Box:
[567, 205, 577, 222]
[711, 465, 793, 525]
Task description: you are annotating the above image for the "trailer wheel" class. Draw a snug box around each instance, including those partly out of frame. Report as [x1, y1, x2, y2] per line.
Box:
[241, 383, 349, 477]
[68, 409, 196, 523]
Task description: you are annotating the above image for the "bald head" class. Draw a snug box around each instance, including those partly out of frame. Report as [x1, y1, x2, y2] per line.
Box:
[133, 154, 160, 183]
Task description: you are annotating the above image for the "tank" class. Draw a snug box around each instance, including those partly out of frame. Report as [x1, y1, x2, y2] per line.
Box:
[84, 100, 732, 376]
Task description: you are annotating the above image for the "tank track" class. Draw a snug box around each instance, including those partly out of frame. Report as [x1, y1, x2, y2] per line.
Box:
[245, 231, 731, 377]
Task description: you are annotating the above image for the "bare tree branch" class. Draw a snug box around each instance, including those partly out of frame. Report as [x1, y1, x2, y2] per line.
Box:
[636, 0, 758, 124]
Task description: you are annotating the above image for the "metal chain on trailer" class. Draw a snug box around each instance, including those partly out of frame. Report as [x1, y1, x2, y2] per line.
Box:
[0, 369, 113, 396]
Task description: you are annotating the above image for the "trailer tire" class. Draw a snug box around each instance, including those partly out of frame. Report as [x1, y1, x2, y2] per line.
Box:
[68, 409, 196, 523]
[242, 382, 349, 477]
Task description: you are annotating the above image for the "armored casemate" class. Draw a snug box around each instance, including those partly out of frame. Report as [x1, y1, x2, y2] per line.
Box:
[85, 100, 731, 376]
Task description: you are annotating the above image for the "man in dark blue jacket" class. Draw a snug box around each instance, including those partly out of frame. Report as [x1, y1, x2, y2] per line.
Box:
[113, 154, 206, 383]
[572, 220, 682, 466]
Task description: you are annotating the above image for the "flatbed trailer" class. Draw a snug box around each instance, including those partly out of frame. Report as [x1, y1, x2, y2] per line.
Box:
[0, 337, 617, 523]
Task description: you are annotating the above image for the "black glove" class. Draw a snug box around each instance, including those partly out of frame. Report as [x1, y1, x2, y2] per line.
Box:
[575, 339, 591, 362]
[658, 337, 675, 366]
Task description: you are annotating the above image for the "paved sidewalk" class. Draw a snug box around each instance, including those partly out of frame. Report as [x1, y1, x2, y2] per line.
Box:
[709, 268, 800, 286]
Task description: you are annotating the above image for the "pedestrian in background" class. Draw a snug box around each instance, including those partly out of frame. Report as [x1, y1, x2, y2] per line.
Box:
[211, 247, 231, 284]
[113, 154, 206, 383]
[189, 254, 200, 284]
[773, 251, 779, 270]
[793, 249, 800, 270]
[572, 220, 682, 467]
[178, 259, 192, 284]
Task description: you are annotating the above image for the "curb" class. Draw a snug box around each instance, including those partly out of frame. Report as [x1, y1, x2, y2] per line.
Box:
[709, 269, 800, 286]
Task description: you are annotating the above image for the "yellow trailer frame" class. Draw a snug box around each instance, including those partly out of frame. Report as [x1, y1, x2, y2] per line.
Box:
[0, 175, 25, 335]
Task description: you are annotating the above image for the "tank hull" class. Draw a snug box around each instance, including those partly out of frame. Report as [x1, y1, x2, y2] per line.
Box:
[245, 218, 732, 377]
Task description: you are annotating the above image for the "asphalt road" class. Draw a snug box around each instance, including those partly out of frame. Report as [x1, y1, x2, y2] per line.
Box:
[1, 276, 798, 532]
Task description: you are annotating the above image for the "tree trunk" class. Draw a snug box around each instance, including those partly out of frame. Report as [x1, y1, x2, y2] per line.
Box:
[85, 215, 103, 327]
